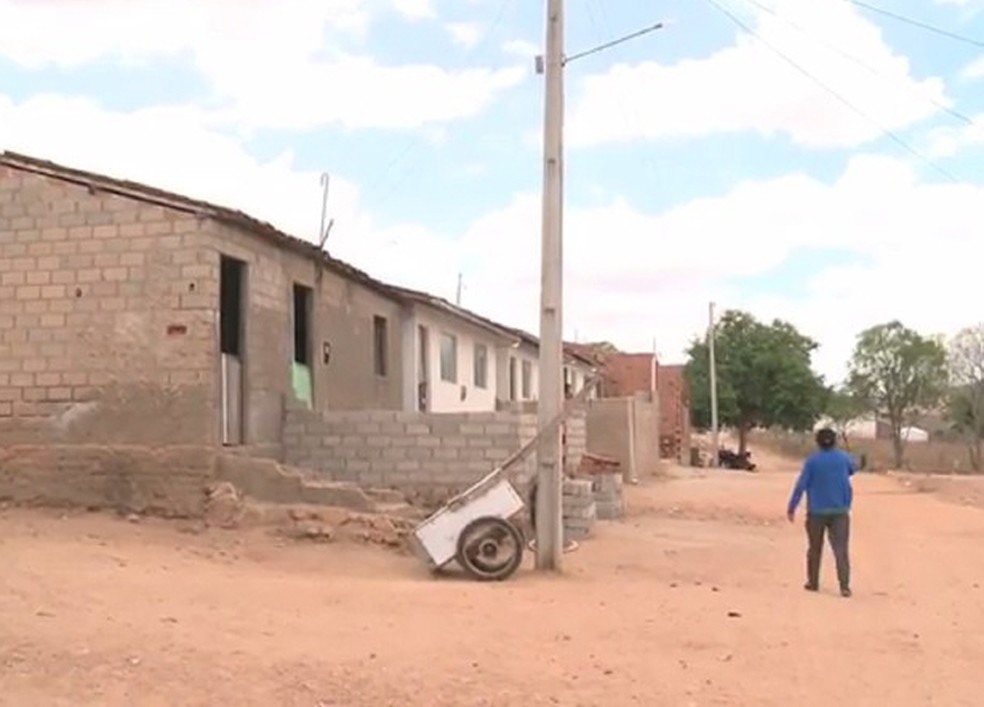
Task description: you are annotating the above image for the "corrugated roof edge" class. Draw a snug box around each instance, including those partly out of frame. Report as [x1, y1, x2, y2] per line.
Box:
[387, 285, 519, 341]
[0, 150, 404, 302]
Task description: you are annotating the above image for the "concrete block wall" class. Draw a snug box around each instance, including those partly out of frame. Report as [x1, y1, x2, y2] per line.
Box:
[586, 396, 660, 481]
[283, 407, 544, 498]
[562, 478, 597, 542]
[0, 165, 216, 447]
[564, 407, 587, 474]
[203, 221, 407, 456]
[591, 472, 625, 520]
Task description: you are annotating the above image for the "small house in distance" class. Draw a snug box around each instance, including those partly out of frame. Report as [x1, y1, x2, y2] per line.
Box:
[390, 287, 598, 413]
[388, 286, 517, 414]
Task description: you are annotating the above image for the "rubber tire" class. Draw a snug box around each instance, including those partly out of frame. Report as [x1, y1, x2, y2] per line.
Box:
[455, 516, 524, 582]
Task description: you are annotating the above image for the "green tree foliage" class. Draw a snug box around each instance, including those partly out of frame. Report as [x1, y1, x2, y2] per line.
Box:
[945, 324, 984, 472]
[824, 387, 864, 449]
[847, 321, 947, 469]
[685, 310, 827, 454]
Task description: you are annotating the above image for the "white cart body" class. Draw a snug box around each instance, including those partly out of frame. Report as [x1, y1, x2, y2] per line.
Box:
[412, 474, 525, 570]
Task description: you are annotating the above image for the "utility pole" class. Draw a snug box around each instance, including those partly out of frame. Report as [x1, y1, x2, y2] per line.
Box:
[535, 0, 565, 571]
[708, 302, 720, 467]
[456, 273, 463, 306]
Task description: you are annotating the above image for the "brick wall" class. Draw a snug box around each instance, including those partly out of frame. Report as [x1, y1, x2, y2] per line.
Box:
[600, 353, 657, 398]
[657, 365, 691, 461]
[283, 406, 587, 501]
[0, 165, 215, 446]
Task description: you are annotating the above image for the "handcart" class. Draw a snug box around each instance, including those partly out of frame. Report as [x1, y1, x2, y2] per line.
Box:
[411, 379, 598, 582]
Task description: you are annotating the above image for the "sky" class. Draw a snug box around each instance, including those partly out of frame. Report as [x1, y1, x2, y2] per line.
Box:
[1, 0, 983, 383]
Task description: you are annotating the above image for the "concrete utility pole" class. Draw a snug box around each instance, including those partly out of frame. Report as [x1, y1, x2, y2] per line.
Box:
[708, 302, 720, 467]
[535, 0, 565, 571]
[456, 272, 463, 306]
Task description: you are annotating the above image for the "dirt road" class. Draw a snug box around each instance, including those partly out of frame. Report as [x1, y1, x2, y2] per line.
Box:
[3, 459, 984, 706]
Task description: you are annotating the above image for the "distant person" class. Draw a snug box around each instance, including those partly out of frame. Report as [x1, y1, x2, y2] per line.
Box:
[786, 427, 857, 598]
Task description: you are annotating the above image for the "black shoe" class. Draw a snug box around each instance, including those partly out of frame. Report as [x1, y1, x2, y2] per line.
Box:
[840, 587, 852, 598]
[804, 583, 818, 592]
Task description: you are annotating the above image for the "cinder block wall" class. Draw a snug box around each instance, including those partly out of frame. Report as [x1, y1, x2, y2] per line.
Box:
[283, 407, 561, 499]
[0, 166, 216, 445]
[564, 408, 587, 473]
[0, 164, 217, 515]
[586, 396, 659, 480]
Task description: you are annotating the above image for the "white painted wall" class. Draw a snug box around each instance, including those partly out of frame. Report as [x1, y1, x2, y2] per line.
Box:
[901, 426, 929, 442]
[410, 307, 501, 413]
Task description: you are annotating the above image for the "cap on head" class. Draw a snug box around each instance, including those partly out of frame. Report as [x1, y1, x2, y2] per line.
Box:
[815, 427, 837, 450]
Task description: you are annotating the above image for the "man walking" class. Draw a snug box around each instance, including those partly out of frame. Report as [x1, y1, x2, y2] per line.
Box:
[787, 427, 857, 598]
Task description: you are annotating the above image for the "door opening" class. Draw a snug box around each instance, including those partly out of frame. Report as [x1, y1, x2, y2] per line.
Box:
[417, 325, 429, 412]
[220, 256, 246, 445]
[292, 283, 313, 407]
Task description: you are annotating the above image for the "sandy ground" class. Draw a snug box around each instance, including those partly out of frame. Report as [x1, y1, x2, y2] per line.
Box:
[3, 457, 984, 706]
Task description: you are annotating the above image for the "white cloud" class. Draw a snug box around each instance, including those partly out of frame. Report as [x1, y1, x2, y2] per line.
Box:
[445, 21, 483, 48]
[392, 0, 436, 20]
[962, 56, 984, 79]
[567, 0, 951, 148]
[202, 57, 526, 131]
[0, 0, 525, 132]
[926, 114, 984, 156]
[0, 0, 371, 67]
[2, 93, 983, 383]
[451, 153, 984, 382]
[502, 39, 540, 58]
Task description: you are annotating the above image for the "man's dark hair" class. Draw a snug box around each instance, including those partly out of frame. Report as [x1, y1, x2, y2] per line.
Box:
[815, 427, 837, 450]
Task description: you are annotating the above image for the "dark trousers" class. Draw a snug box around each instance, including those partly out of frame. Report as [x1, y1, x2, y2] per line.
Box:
[805, 512, 850, 590]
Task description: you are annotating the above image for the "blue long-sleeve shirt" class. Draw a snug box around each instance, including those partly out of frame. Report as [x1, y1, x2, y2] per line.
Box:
[787, 449, 857, 516]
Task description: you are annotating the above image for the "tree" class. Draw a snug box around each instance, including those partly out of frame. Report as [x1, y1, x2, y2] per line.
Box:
[825, 387, 864, 449]
[846, 321, 947, 469]
[685, 310, 827, 454]
[945, 324, 984, 472]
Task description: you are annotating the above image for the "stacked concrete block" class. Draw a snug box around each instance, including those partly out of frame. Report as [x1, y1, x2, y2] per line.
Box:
[562, 478, 597, 542]
[592, 472, 625, 520]
[283, 407, 550, 500]
[563, 408, 588, 474]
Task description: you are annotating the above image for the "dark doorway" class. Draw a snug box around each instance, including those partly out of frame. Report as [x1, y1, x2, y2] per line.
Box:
[219, 256, 246, 445]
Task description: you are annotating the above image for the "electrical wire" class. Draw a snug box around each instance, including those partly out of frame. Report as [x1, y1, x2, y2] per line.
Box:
[847, 0, 984, 50]
[702, 0, 959, 182]
[743, 0, 975, 127]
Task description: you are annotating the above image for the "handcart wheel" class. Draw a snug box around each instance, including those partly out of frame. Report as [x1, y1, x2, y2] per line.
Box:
[455, 515, 524, 582]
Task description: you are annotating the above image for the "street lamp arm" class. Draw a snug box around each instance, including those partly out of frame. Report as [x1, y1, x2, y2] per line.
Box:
[564, 21, 665, 65]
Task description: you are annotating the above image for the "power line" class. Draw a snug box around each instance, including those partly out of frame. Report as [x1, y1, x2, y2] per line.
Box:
[743, 0, 975, 127]
[848, 0, 984, 50]
[702, 0, 959, 182]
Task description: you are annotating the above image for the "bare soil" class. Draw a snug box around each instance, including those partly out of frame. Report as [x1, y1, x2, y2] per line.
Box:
[3, 458, 984, 706]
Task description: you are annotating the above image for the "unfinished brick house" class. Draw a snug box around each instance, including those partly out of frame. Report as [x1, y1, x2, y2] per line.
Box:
[0, 153, 420, 509]
[0, 152, 587, 513]
[581, 348, 691, 463]
[655, 364, 692, 462]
